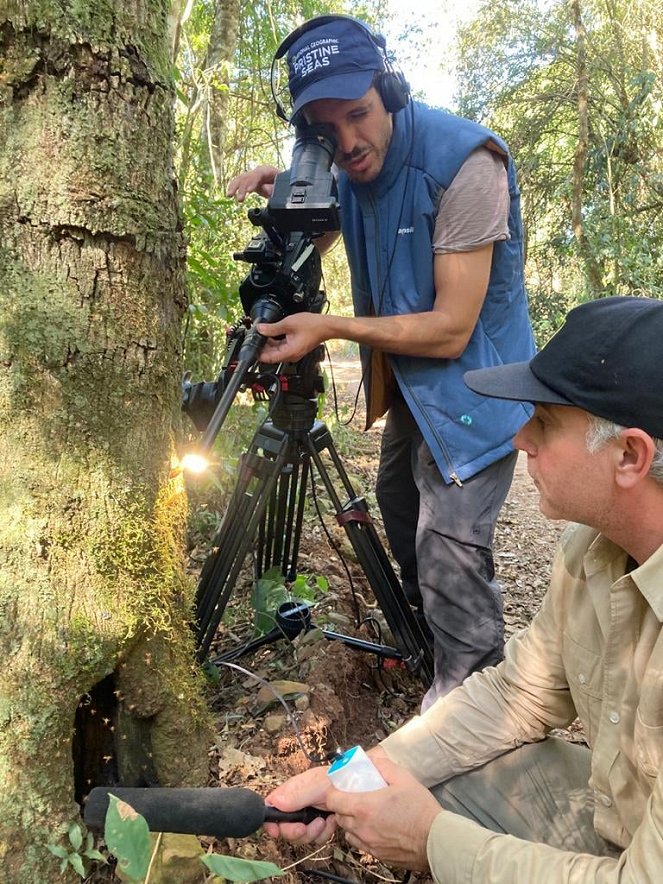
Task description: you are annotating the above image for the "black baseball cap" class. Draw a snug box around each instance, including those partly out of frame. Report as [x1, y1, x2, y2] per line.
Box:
[287, 18, 384, 119]
[464, 296, 663, 438]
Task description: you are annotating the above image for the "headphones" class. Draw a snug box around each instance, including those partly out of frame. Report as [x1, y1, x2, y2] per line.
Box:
[271, 14, 411, 123]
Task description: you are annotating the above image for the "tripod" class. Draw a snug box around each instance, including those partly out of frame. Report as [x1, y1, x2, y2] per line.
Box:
[194, 350, 434, 685]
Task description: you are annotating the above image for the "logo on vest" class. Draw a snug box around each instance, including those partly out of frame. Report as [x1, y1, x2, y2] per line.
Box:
[397, 226, 415, 236]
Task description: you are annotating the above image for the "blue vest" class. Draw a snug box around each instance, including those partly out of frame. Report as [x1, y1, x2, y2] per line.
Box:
[338, 101, 536, 484]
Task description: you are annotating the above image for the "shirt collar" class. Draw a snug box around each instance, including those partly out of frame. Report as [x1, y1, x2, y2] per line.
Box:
[630, 543, 663, 621]
[585, 532, 663, 622]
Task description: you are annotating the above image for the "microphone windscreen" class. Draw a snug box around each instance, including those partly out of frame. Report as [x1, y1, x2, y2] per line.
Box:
[84, 787, 266, 839]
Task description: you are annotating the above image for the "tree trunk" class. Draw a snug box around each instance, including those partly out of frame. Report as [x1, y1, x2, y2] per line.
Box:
[0, 2, 213, 880]
[570, 0, 604, 295]
[201, 0, 241, 184]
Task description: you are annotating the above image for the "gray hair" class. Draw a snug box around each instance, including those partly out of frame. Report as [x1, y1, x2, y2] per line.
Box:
[585, 415, 663, 486]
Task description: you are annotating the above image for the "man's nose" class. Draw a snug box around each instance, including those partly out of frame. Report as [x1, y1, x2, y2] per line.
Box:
[514, 421, 536, 456]
[335, 124, 357, 157]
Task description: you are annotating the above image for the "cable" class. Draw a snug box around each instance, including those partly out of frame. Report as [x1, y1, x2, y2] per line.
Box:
[307, 457, 362, 627]
[213, 659, 332, 765]
[300, 869, 358, 884]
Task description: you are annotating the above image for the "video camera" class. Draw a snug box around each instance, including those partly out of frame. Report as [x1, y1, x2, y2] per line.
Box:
[182, 124, 340, 443]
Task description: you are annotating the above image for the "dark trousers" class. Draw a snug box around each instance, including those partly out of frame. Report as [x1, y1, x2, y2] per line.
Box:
[376, 394, 517, 709]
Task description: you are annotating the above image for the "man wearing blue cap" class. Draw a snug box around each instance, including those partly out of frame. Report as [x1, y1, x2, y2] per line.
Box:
[261, 295, 663, 882]
[229, 15, 535, 707]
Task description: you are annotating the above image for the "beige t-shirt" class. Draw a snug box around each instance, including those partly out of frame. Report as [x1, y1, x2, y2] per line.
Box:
[433, 146, 510, 254]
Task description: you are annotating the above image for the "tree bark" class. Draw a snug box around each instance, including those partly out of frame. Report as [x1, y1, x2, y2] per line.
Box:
[0, 2, 213, 880]
[570, 0, 604, 295]
[201, 0, 241, 184]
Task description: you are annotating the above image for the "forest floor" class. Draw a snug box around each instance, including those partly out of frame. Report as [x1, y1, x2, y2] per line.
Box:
[93, 356, 572, 883]
[181, 355, 573, 884]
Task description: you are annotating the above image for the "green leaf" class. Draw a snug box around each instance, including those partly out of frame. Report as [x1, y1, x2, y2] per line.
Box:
[47, 844, 69, 859]
[104, 795, 152, 881]
[252, 570, 289, 635]
[202, 659, 221, 683]
[83, 847, 107, 863]
[68, 822, 83, 851]
[316, 575, 329, 592]
[68, 852, 86, 877]
[201, 854, 284, 881]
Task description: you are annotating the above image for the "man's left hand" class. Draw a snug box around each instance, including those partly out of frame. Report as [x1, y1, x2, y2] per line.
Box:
[256, 314, 331, 364]
[326, 756, 442, 871]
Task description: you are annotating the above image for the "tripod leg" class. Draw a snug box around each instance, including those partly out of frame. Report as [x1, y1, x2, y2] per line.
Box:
[195, 426, 292, 661]
[305, 421, 434, 685]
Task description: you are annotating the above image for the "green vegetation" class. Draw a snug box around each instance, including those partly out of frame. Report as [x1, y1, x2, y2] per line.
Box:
[455, 0, 663, 342]
[174, 0, 662, 372]
[103, 794, 283, 882]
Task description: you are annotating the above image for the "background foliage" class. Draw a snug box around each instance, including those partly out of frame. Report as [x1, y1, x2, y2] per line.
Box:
[455, 0, 663, 339]
[173, 0, 662, 375]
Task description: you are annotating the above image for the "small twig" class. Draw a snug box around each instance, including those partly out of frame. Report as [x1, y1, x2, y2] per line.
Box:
[143, 831, 163, 883]
[281, 841, 333, 871]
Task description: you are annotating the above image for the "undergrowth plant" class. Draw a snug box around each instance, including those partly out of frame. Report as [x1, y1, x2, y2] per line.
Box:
[104, 795, 283, 882]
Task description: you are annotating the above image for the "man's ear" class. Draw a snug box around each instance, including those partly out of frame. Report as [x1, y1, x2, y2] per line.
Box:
[614, 428, 656, 488]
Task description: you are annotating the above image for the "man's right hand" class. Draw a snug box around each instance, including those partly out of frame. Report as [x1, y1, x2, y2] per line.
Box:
[263, 766, 337, 845]
[227, 166, 280, 202]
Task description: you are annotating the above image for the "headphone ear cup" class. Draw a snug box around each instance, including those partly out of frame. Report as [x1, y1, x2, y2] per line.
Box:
[376, 70, 410, 114]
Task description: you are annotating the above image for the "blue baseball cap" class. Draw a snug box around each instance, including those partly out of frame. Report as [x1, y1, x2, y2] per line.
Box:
[287, 18, 384, 119]
[464, 296, 663, 438]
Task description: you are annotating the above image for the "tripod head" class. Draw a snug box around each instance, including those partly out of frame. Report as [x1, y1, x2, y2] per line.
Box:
[182, 124, 340, 453]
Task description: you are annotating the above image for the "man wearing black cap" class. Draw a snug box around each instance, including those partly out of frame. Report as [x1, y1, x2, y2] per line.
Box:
[261, 296, 663, 882]
[229, 15, 535, 707]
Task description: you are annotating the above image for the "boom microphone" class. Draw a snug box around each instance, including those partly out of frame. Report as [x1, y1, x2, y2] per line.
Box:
[84, 786, 328, 839]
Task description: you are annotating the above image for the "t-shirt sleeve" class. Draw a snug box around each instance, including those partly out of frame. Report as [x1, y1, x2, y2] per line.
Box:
[433, 147, 510, 254]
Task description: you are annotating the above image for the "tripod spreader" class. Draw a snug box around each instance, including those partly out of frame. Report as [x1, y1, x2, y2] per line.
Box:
[195, 413, 434, 684]
[212, 600, 405, 666]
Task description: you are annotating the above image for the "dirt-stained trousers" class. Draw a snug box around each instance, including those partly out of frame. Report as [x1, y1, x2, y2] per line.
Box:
[376, 392, 517, 710]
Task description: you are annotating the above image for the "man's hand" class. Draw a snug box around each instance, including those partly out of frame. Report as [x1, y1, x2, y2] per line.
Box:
[256, 314, 333, 364]
[327, 756, 441, 871]
[227, 166, 280, 202]
[263, 766, 337, 845]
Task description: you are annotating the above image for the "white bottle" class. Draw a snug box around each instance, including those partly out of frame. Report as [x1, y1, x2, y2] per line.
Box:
[327, 745, 388, 793]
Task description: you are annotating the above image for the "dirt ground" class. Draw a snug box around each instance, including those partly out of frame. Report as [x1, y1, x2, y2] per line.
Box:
[189, 358, 571, 884]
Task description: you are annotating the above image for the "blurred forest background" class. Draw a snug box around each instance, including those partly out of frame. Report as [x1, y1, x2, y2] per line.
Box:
[174, 0, 663, 380]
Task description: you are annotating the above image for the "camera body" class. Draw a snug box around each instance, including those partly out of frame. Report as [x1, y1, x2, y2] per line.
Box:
[263, 127, 340, 233]
[182, 124, 340, 431]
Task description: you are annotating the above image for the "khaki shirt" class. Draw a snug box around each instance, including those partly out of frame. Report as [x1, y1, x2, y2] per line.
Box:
[382, 523, 663, 882]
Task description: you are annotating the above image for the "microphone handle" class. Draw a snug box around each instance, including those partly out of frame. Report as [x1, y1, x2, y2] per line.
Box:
[265, 805, 331, 825]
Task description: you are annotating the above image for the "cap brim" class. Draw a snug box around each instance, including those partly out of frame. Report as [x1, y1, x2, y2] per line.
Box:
[464, 362, 574, 406]
[291, 70, 375, 118]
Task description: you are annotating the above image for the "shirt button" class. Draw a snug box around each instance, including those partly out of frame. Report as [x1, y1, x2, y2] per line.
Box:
[600, 794, 613, 807]
[609, 711, 620, 724]
[578, 674, 586, 684]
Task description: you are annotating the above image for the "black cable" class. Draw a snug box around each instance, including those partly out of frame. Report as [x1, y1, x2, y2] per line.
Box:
[299, 869, 358, 884]
[307, 456, 362, 627]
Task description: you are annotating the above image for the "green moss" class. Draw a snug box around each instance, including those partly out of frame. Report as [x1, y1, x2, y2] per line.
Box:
[87, 470, 193, 634]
